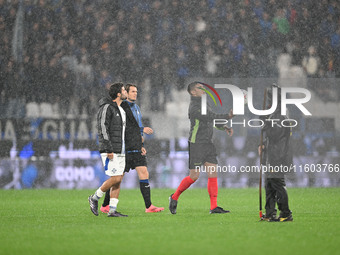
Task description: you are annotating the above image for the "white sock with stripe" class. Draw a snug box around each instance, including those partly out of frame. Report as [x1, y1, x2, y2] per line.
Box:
[93, 188, 105, 201]
[109, 198, 119, 213]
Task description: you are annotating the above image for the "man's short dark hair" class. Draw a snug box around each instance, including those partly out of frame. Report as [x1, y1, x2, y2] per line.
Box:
[125, 83, 137, 93]
[109, 82, 124, 100]
[187, 81, 201, 95]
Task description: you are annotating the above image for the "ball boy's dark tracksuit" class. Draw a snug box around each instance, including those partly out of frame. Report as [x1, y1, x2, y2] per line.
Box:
[261, 107, 293, 220]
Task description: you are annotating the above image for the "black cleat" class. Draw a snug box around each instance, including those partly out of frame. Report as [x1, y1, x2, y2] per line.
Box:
[169, 194, 178, 214]
[261, 216, 279, 222]
[260, 213, 278, 222]
[107, 211, 128, 217]
[279, 213, 293, 222]
[210, 206, 230, 214]
[88, 195, 99, 216]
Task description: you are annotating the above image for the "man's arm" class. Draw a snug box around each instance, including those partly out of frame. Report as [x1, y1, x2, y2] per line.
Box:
[98, 104, 114, 154]
[135, 104, 153, 135]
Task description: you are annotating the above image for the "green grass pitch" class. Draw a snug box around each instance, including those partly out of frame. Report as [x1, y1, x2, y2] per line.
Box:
[1, 188, 339, 255]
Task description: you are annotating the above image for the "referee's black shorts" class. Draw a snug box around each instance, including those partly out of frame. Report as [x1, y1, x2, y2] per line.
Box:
[189, 142, 218, 169]
[124, 151, 147, 172]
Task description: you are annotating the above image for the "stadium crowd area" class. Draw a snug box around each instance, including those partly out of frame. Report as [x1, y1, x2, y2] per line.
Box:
[0, 0, 340, 118]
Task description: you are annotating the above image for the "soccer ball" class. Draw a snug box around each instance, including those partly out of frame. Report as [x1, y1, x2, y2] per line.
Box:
[241, 89, 248, 105]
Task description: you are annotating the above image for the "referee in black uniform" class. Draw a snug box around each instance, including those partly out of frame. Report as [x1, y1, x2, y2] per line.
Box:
[169, 81, 234, 214]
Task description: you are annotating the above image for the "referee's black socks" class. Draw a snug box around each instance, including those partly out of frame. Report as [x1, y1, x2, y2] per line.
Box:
[140, 179, 152, 209]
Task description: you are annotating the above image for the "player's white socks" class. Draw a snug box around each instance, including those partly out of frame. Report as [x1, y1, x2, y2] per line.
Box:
[109, 198, 119, 213]
[93, 188, 105, 201]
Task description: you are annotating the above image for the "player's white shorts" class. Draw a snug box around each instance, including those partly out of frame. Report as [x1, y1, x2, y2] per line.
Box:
[100, 153, 125, 176]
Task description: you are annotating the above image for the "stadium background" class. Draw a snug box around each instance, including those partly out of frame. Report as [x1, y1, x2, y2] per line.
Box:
[1, 0, 340, 190]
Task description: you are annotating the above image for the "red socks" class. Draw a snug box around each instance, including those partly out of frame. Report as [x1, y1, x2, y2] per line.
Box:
[172, 176, 195, 200]
[208, 177, 218, 210]
[172, 176, 218, 210]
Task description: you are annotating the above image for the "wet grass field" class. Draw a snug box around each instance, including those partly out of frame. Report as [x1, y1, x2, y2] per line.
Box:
[1, 188, 339, 255]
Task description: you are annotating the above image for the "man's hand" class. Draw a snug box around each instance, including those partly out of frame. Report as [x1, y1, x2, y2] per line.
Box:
[258, 145, 265, 156]
[228, 109, 234, 119]
[143, 127, 153, 135]
[141, 147, 147, 156]
[224, 125, 233, 136]
[107, 152, 114, 160]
